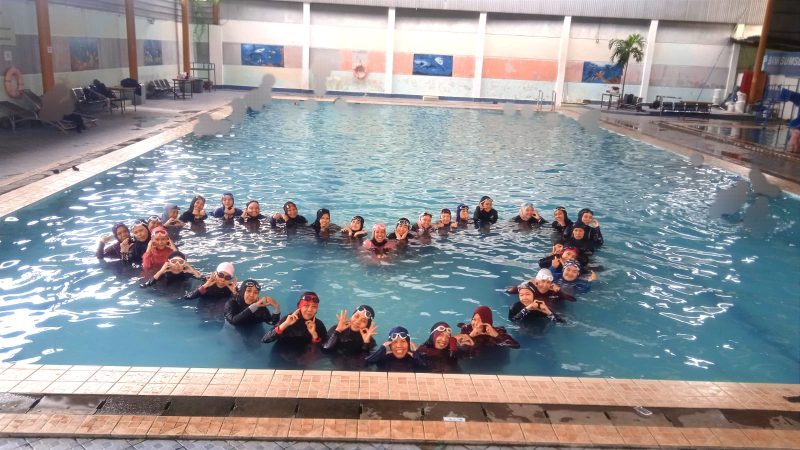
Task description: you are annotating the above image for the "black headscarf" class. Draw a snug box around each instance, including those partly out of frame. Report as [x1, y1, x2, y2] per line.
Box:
[111, 223, 129, 243]
[311, 208, 330, 232]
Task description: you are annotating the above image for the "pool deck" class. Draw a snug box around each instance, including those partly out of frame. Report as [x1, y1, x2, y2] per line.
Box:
[0, 91, 798, 447]
[0, 363, 798, 448]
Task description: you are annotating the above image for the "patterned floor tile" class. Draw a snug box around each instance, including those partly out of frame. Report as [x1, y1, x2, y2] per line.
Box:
[130, 439, 183, 450]
[28, 438, 82, 450]
[76, 439, 134, 450]
[0, 438, 30, 450]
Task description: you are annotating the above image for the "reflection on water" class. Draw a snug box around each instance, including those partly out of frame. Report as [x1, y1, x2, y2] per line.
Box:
[0, 102, 798, 382]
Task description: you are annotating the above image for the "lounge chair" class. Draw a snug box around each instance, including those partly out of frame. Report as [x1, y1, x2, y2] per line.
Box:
[72, 87, 106, 115]
[20, 89, 94, 133]
[0, 100, 39, 131]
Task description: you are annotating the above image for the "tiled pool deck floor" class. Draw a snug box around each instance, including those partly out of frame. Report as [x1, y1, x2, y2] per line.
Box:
[0, 364, 798, 448]
[0, 92, 798, 447]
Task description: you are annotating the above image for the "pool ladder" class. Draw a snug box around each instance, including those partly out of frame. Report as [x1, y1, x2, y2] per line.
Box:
[536, 90, 557, 111]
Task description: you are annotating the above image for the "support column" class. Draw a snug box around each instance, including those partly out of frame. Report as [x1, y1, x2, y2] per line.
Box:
[125, 0, 138, 80]
[554, 16, 571, 107]
[302, 2, 310, 91]
[35, 0, 55, 92]
[471, 12, 487, 99]
[638, 20, 658, 102]
[384, 8, 395, 95]
[209, 25, 223, 86]
[212, 2, 220, 25]
[750, 0, 775, 104]
[725, 42, 741, 95]
[180, 0, 190, 74]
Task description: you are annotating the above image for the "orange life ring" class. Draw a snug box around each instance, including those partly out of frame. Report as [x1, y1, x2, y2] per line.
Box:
[4, 66, 24, 98]
[353, 64, 367, 80]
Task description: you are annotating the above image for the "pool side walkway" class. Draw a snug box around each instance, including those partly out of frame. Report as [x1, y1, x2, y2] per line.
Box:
[0, 363, 798, 448]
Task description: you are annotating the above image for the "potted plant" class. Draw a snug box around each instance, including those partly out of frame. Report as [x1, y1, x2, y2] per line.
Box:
[608, 33, 646, 107]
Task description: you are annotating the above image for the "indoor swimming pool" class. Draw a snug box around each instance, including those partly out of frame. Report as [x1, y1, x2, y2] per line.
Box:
[0, 101, 797, 382]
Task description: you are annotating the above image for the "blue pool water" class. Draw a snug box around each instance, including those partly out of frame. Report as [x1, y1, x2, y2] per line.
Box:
[0, 101, 798, 382]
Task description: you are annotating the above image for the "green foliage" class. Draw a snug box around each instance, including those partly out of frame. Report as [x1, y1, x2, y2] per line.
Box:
[607, 33, 647, 105]
[608, 33, 646, 68]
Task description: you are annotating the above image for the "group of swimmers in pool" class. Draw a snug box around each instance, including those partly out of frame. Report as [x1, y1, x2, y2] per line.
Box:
[95, 193, 604, 372]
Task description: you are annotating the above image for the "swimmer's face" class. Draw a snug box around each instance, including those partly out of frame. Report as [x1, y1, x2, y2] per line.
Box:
[349, 311, 369, 331]
[169, 208, 179, 220]
[563, 265, 580, 281]
[299, 302, 318, 320]
[440, 212, 451, 224]
[350, 218, 362, 231]
[319, 214, 330, 229]
[581, 211, 593, 226]
[518, 288, 534, 306]
[214, 274, 229, 288]
[553, 243, 564, 254]
[480, 199, 493, 212]
[152, 234, 170, 249]
[389, 338, 409, 359]
[434, 332, 450, 350]
[285, 203, 298, 218]
[470, 313, 485, 330]
[554, 209, 565, 221]
[115, 227, 130, 242]
[246, 202, 260, 217]
[222, 195, 234, 208]
[193, 198, 205, 212]
[534, 279, 552, 293]
[132, 225, 149, 242]
[147, 219, 161, 230]
[522, 205, 534, 219]
[243, 286, 260, 304]
[459, 208, 469, 220]
[572, 227, 585, 240]
[395, 222, 408, 234]
[373, 227, 386, 242]
[562, 249, 577, 261]
[420, 215, 432, 227]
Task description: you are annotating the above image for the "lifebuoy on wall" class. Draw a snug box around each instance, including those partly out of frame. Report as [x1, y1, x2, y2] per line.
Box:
[4, 66, 24, 98]
[353, 64, 367, 80]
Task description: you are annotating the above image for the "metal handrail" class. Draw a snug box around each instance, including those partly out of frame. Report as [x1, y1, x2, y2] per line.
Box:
[551, 91, 557, 111]
[536, 90, 544, 111]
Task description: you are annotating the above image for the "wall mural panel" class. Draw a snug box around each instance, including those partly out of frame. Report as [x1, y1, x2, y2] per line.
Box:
[143, 40, 163, 66]
[69, 38, 100, 71]
[581, 61, 623, 84]
[413, 54, 453, 77]
[241, 44, 285, 67]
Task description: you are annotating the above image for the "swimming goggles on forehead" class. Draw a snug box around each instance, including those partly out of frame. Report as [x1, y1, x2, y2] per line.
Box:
[355, 306, 373, 320]
[148, 215, 161, 222]
[430, 325, 452, 335]
[389, 331, 410, 341]
[300, 293, 320, 304]
[132, 219, 146, 227]
[151, 228, 168, 236]
[244, 281, 261, 291]
[396, 218, 410, 227]
[169, 257, 185, 265]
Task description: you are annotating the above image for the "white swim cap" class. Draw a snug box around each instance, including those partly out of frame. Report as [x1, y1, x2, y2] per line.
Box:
[216, 262, 235, 276]
[535, 268, 553, 282]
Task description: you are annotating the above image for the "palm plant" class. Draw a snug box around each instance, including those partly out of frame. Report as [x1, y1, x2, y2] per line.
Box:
[608, 33, 646, 106]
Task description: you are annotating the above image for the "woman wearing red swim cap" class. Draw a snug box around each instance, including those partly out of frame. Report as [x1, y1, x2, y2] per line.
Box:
[262, 291, 327, 347]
